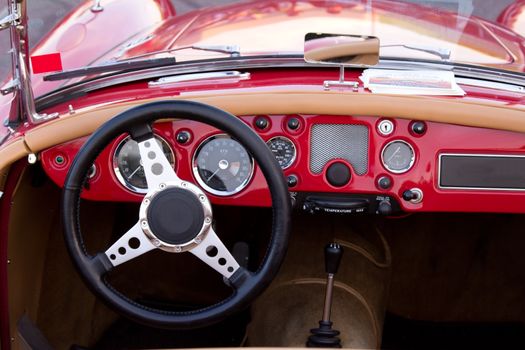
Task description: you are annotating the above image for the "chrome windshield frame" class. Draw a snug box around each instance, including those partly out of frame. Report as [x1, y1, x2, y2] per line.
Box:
[1, 0, 57, 127]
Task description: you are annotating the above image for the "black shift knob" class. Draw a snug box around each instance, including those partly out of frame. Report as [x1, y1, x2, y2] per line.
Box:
[325, 243, 343, 274]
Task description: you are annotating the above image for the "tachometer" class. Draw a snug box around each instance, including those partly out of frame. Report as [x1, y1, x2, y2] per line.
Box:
[266, 136, 296, 169]
[193, 135, 254, 196]
[113, 135, 175, 193]
[381, 140, 415, 174]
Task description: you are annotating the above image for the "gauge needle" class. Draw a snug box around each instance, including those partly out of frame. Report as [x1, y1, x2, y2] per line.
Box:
[387, 147, 401, 162]
[127, 165, 142, 179]
[206, 168, 220, 182]
[207, 159, 229, 181]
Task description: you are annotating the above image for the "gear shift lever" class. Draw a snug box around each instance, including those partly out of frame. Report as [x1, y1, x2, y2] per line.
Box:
[307, 243, 344, 348]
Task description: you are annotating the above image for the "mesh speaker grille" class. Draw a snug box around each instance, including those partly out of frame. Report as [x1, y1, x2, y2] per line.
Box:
[310, 124, 369, 175]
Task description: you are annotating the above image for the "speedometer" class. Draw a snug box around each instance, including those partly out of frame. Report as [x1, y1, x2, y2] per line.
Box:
[193, 135, 254, 196]
[266, 136, 296, 169]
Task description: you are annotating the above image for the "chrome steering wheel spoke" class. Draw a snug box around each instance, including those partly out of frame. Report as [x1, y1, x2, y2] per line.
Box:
[137, 136, 180, 190]
[105, 221, 157, 267]
[190, 228, 240, 279]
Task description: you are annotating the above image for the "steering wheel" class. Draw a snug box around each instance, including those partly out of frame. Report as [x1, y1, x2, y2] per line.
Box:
[62, 100, 291, 329]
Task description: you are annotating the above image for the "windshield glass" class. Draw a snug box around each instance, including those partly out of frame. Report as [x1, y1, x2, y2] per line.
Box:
[157, 0, 521, 70]
[2, 0, 524, 87]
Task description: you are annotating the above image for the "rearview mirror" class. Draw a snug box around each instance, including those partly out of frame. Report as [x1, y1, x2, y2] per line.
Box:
[304, 33, 379, 67]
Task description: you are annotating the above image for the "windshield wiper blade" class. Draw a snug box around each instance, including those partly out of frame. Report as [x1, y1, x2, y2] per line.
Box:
[43, 57, 176, 81]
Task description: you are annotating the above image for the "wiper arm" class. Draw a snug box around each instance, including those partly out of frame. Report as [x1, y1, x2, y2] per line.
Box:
[190, 44, 240, 56]
[44, 57, 176, 81]
[117, 44, 241, 62]
[381, 44, 451, 60]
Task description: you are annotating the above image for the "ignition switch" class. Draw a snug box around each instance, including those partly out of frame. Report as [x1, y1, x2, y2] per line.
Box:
[402, 188, 423, 204]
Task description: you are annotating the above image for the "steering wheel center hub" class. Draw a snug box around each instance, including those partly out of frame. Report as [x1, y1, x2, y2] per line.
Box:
[147, 188, 204, 245]
[139, 181, 213, 252]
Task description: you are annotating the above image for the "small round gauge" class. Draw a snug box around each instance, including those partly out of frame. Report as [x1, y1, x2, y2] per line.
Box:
[193, 135, 254, 196]
[113, 136, 175, 193]
[266, 136, 297, 169]
[381, 140, 415, 174]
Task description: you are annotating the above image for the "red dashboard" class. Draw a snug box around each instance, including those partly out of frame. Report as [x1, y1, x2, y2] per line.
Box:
[40, 114, 525, 214]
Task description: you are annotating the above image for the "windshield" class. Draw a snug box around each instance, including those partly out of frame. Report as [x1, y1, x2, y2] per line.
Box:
[155, 0, 522, 70]
[1, 0, 524, 86]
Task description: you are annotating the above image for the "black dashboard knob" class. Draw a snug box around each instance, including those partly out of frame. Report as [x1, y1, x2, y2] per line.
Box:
[377, 200, 393, 215]
[287, 117, 300, 130]
[411, 121, 427, 135]
[326, 162, 351, 187]
[255, 116, 269, 130]
[176, 130, 191, 144]
[377, 176, 392, 190]
[287, 174, 298, 187]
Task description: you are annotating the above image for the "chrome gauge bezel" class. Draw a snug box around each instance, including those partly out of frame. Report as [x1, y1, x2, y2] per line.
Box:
[113, 135, 175, 194]
[192, 134, 255, 197]
[266, 136, 297, 170]
[381, 139, 416, 174]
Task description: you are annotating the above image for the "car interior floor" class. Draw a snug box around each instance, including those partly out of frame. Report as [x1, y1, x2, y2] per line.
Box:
[6, 165, 525, 349]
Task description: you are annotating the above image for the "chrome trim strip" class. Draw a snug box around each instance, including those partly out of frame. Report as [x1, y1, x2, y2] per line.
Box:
[476, 19, 517, 63]
[455, 78, 524, 93]
[438, 153, 525, 191]
[148, 71, 250, 87]
[166, 14, 200, 49]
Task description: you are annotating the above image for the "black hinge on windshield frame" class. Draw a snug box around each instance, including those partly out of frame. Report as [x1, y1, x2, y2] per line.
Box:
[1, 0, 58, 127]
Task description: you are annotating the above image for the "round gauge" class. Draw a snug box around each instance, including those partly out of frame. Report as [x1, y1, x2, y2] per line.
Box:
[381, 140, 415, 174]
[193, 135, 254, 196]
[266, 136, 297, 169]
[113, 136, 175, 193]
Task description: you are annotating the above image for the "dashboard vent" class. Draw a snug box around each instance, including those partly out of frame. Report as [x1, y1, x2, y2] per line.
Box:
[310, 124, 369, 175]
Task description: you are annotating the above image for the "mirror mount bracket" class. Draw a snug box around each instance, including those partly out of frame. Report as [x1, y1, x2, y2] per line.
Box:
[323, 66, 359, 91]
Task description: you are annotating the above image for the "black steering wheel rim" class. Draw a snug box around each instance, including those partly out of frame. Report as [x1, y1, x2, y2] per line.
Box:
[61, 100, 291, 329]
